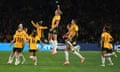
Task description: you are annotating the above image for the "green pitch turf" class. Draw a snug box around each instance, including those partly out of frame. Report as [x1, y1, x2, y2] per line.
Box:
[0, 51, 120, 72]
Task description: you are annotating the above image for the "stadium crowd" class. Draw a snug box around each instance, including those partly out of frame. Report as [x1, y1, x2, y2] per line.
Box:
[0, 0, 120, 43]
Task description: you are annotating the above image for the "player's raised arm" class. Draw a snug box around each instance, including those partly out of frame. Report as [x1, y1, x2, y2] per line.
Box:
[40, 26, 48, 29]
[31, 20, 37, 28]
[57, 5, 63, 15]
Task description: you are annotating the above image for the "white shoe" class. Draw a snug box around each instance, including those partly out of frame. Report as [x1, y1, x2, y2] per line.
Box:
[34, 62, 37, 66]
[15, 60, 20, 65]
[108, 63, 114, 66]
[100, 64, 105, 67]
[7, 59, 13, 64]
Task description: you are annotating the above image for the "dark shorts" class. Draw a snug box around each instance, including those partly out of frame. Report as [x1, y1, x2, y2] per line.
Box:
[102, 47, 113, 53]
[13, 48, 23, 53]
[29, 50, 37, 52]
[71, 36, 78, 46]
[29, 50, 37, 56]
[49, 28, 58, 34]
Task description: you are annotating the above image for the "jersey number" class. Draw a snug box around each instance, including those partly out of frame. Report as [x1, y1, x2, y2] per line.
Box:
[16, 37, 23, 42]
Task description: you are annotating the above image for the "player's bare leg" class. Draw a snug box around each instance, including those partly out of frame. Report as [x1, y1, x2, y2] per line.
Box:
[100, 51, 106, 67]
[15, 51, 20, 65]
[52, 34, 58, 55]
[32, 52, 37, 66]
[73, 50, 85, 64]
[64, 46, 70, 65]
[19, 53, 26, 64]
[29, 52, 34, 59]
[33, 56, 37, 66]
[66, 40, 85, 64]
[104, 53, 114, 66]
[48, 33, 55, 55]
[7, 51, 15, 64]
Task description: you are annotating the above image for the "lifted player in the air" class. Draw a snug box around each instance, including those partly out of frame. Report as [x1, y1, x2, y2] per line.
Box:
[48, 4, 62, 55]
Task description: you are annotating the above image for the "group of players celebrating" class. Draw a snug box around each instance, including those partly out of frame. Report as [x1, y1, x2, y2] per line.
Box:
[7, 4, 115, 67]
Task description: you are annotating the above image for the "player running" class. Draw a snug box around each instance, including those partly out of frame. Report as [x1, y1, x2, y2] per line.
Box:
[7, 24, 26, 65]
[48, 4, 62, 55]
[28, 30, 40, 66]
[63, 19, 85, 65]
[100, 24, 114, 67]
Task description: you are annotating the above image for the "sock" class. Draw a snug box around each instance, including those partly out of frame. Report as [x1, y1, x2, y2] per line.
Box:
[64, 51, 69, 62]
[20, 53, 25, 60]
[107, 57, 113, 64]
[112, 52, 118, 57]
[49, 39, 55, 48]
[9, 56, 13, 61]
[74, 45, 80, 52]
[35, 56, 37, 63]
[20, 53, 25, 64]
[33, 56, 37, 65]
[54, 40, 58, 52]
[101, 56, 105, 65]
[74, 51, 83, 59]
[8, 56, 14, 63]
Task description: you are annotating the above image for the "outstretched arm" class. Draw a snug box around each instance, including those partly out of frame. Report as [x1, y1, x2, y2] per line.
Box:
[31, 20, 37, 28]
[9, 38, 15, 46]
[40, 26, 48, 29]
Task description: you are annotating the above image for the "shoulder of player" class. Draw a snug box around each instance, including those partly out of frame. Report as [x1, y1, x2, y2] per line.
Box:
[102, 32, 111, 36]
[54, 15, 61, 20]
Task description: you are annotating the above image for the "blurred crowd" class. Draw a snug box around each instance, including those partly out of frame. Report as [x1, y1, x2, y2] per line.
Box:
[0, 0, 120, 43]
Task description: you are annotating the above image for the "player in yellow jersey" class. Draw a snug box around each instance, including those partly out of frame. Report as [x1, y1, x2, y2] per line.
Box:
[7, 24, 26, 65]
[31, 19, 48, 40]
[100, 24, 114, 67]
[48, 5, 62, 55]
[28, 30, 40, 66]
[63, 19, 85, 65]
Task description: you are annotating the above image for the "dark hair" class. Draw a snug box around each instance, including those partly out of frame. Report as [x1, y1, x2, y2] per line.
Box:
[32, 30, 37, 37]
[104, 24, 111, 32]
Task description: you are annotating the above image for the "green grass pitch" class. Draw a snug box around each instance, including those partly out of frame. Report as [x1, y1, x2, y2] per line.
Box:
[0, 51, 120, 72]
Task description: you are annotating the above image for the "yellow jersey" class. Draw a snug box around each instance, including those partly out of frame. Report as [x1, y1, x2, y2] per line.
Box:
[101, 32, 113, 49]
[31, 21, 47, 39]
[15, 30, 28, 40]
[68, 24, 79, 39]
[29, 35, 40, 50]
[36, 26, 47, 39]
[14, 31, 26, 48]
[51, 15, 61, 28]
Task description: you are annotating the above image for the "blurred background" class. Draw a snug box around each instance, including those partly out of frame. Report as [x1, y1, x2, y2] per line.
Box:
[0, 0, 120, 43]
